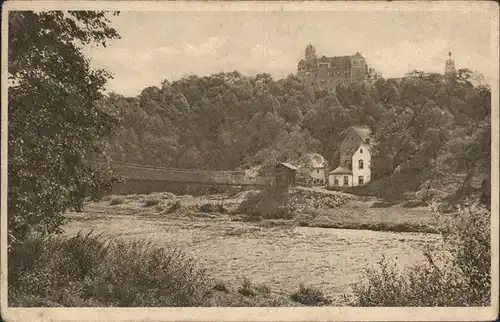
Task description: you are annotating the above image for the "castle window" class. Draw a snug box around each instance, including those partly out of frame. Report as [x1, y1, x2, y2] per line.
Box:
[358, 176, 364, 185]
[359, 160, 364, 169]
[360, 149, 363, 154]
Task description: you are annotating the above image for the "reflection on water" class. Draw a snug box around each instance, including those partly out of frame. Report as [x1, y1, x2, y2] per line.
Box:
[64, 213, 442, 298]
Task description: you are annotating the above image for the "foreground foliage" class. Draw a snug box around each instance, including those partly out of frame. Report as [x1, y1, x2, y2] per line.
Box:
[9, 232, 214, 307]
[350, 203, 490, 306]
[8, 11, 122, 246]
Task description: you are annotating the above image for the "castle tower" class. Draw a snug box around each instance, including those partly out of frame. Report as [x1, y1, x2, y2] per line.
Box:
[444, 52, 455, 79]
[305, 43, 317, 61]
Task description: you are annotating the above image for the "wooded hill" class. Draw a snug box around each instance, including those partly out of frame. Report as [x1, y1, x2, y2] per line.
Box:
[103, 70, 491, 204]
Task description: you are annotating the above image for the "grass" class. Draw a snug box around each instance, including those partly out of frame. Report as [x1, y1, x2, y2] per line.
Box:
[9, 232, 213, 307]
[237, 278, 273, 298]
[213, 280, 230, 293]
[290, 284, 331, 306]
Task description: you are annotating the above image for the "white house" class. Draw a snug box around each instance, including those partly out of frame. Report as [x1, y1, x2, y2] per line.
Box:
[328, 126, 372, 188]
[298, 153, 327, 186]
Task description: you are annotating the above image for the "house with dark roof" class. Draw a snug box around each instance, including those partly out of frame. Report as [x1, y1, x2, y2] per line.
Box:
[327, 125, 372, 188]
[297, 43, 368, 90]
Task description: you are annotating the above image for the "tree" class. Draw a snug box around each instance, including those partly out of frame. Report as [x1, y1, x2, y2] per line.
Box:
[8, 11, 121, 246]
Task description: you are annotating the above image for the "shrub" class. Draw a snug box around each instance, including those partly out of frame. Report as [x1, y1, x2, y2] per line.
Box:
[143, 199, 160, 207]
[213, 280, 230, 293]
[290, 284, 330, 306]
[8, 232, 214, 307]
[349, 203, 491, 306]
[237, 188, 293, 220]
[254, 284, 271, 297]
[166, 200, 182, 213]
[199, 203, 227, 213]
[109, 198, 124, 206]
[237, 278, 257, 297]
[370, 200, 396, 208]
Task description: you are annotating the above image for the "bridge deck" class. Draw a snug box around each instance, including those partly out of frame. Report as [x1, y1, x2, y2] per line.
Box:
[91, 161, 275, 187]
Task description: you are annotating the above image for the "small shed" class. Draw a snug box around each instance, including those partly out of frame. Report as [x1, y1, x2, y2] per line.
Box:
[275, 162, 298, 189]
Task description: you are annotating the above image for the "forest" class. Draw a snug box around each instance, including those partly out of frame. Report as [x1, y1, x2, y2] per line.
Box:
[103, 69, 491, 204]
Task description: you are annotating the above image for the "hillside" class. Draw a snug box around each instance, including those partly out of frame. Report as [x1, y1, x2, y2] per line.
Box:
[103, 70, 491, 205]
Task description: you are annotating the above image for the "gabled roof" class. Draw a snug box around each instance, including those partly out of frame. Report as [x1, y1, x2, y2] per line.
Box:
[318, 55, 330, 62]
[351, 125, 371, 142]
[277, 162, 298, 171]
[329, 166, 352, 175]
[352, 52, 364, 58]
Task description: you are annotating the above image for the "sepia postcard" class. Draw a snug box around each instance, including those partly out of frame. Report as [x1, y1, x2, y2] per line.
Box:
[1, 1, 499, 322]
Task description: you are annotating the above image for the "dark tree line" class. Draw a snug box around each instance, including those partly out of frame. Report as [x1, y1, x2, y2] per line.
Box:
[104, 69, 490, 203]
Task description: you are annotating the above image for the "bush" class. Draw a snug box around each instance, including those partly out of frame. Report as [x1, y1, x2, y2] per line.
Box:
[237, 278, 257, 297]
[199, 203, 227, 213]
[237, 188, 293, 220]
[143, 199, 160, 207]
[166, 200, 182, 213]
[109, 198, 124, 206]
[213, 280, 230, 293]
[290, 284, 331, 306]
[236, 278, 272, 298]
[349, 203, 491, 306]
[8, 232, 214, 307]
[370, 200, 397, 208]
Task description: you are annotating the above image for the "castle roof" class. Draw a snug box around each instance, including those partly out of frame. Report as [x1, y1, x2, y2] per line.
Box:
[329, 166, 352, 175]
[327, 56, 353, 68]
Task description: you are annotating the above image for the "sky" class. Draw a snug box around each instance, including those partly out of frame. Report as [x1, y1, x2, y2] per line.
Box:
[84, 8, 495, 97]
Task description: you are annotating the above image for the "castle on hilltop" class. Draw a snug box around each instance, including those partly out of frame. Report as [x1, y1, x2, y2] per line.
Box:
[296, 43, 368, 90]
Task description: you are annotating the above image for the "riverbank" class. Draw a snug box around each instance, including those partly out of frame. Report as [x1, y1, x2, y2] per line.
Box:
[59, 190, 442, 304]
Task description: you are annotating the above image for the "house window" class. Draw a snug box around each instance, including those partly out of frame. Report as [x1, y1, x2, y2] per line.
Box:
[360, 149, 363, 154]
[316, 169, 320, 174]
[343, 176, 349, 186]
[359, 176, 364, 185]
[334, 178, 339, 186]
[359, 160, 364, 169]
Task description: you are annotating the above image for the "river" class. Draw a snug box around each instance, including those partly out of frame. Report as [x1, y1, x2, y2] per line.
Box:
[64, 210, 442, 302]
